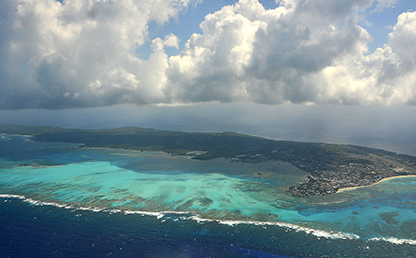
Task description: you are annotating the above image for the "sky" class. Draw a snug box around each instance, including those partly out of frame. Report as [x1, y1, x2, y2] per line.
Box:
[1, 0, 416, 153]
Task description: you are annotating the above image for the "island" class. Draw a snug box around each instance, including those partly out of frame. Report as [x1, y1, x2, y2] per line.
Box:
[1, 124, 416, 197]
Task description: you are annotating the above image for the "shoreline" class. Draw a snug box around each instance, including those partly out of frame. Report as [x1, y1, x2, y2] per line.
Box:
[82, 146, 195, 160]
[336, 175, 416, 193]
[1, 133, 32, 137]
[0, 192, 360, 241]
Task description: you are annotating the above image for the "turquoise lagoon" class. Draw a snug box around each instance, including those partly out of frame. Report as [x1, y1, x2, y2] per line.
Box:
[1, 134, 416, 257]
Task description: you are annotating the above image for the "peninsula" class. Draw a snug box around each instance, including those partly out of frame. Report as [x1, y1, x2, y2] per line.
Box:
[1, 124, 415, 197]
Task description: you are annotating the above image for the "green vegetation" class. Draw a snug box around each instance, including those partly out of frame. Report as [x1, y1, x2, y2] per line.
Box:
[2, 124, 416, 197]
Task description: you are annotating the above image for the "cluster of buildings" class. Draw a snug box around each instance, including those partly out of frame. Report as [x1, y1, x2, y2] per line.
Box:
[286, 152, 413, 197]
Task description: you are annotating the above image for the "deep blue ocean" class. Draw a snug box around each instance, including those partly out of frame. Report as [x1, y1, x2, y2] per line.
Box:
[1, 134, 416, 257]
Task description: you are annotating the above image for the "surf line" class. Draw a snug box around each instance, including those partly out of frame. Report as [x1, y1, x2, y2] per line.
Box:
[2, 193, 416, 246]
[336, 175, 416, 193]
[0, 193, 360, 241]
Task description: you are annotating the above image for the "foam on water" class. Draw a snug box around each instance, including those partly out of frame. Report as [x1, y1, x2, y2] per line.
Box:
[369, 237, 416, 245]
[6, 193, 416, 246]
[0, 193, 364, 242]
[1, 162, 415, 241]
[0, 194, 25, 199]
[1, 134, 416, 248]
[194, 217, 361, 240]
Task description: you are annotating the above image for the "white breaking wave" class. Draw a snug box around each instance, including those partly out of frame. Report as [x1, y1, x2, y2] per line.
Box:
[1, 193, 416, 245]
[369, 237, 416, 245]
[0, 194, 26, 199]
[188, 215, 360, 240]
[0, 135, 11, 141]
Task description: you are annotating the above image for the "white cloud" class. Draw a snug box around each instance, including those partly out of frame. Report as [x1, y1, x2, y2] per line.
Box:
[310, 10, 416, 105]
[166, 0, 267, 103]
[165, 0, 377, 104]
[0, 0, 190, 109]
[164, 0, 416, 105]
[389, 12, 416, 70]
[0, 0, 415, 109]
[373, 0, 398, 13]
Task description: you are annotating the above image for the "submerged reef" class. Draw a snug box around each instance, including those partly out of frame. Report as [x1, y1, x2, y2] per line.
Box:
[1, 124, 416, 197]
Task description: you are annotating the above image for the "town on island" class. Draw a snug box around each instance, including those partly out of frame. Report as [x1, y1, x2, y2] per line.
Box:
[1, 124, 416, 197]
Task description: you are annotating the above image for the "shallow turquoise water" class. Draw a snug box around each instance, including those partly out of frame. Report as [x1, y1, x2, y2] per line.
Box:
[0, 160, 305, 221]
[1, 134, 416, 254]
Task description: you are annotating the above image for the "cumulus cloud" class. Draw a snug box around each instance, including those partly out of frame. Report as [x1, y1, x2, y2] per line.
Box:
[0, 0, 415, 109]
[165, 0, 416, 105]
[0, 0, 189, 109]
[165, 0, 374, 104]
[310, 10, 416, 105]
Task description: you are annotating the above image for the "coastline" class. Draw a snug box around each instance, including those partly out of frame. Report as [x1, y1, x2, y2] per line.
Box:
[336, 175, 416, 193]
[4, 128, 416, 198]
[1, 133, 32, 137]
[82, 146, 192, 159]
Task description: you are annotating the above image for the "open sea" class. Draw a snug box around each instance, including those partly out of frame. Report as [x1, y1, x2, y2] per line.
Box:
[1, 134, 416, 257]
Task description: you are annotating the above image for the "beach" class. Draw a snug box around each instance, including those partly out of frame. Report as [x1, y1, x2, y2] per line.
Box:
[336, 175, 416, 193]
[1, 134, 416, 257]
